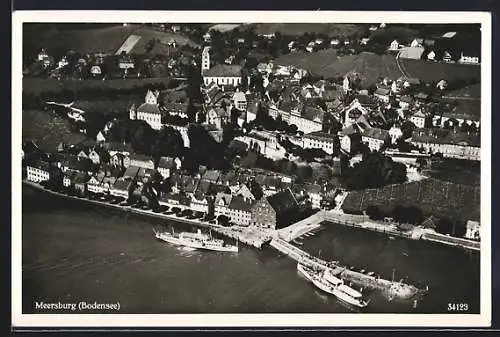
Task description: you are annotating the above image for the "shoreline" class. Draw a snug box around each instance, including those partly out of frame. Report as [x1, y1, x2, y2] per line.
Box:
[22, 181, 269, 248]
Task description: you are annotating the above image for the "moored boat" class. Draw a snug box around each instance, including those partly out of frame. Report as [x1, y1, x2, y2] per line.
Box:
[154, 228, 238, 253]
[297, 263, 369, 308]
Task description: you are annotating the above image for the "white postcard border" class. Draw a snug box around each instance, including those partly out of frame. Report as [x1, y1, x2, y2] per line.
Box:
[12, 10, 492, 328]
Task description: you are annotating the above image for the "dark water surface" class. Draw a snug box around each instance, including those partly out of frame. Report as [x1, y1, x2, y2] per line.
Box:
[22, 186, 480, 314]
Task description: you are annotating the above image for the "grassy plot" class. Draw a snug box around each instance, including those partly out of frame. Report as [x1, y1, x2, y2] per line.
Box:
[400, 58, 480, 82]
[341, 178, 480, 222]
[23, 77, 175, 96]
[274, 51, 481, 84]
[24, 24, 199, 56]
[22, 109, 87, 152]
[422, 159, 481, 187]
[249, 23, 364, 37]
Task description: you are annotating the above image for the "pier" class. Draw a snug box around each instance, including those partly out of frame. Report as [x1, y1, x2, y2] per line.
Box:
[269, 237, 423, 300]
[277, 211, 325, 242]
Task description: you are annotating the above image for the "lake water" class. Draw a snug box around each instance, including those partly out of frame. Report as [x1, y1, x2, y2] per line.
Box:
[21, 186, 480, 314]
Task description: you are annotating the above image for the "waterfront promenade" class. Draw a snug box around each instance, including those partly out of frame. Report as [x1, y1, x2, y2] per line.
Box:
[22, 181, 269, 248]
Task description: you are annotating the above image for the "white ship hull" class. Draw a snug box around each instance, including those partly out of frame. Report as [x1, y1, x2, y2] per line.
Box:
[155, 231, 238, 253]
[297, 263, 368, 308]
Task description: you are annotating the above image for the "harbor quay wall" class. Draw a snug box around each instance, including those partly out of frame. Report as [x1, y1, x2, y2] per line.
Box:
[322, 210, 479, 251]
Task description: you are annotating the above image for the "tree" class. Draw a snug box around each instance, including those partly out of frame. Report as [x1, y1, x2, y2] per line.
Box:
[366, 205, 384, 220]
[151, 126, 184, 160]
[247, 180, 263, 200]
[217, 214, 230, 226]
[145, 39, 157, 53]
[130, 120, 156, 155]
[400, 120, 416, 139]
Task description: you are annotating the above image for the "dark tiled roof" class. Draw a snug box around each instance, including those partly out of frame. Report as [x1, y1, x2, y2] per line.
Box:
[157, 156, 175, 169]
[130, 154, 154, 162]
[137, 103, 161, 115]
[400, 95, 413, 103]
[362, 127, 390, 141]
[123, 166, 140, 179]
[304, 131, 337, 142]
[103, 142, 133, 153]
[30, 160, 51, 172]
[112, 177, 132, 191]
[73, 172, 90, 185]
[228, 195, 254, 212]
[375, 88, 390, 96]
[202, 170, 221, 183]
[266, 188, 298, 214]
[302, 106, 325, 123]
[203, 64, 242, 78]
[410, 128, 480, 147]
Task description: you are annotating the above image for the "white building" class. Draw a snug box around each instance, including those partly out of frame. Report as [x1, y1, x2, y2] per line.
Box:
[130, 90, 163, 130]
[459, 52, 480, 64]
[202, 46, 211, 73]
[410, 111, 426, 128]
[465, 220, 480, 240]
[388, 40, 400, 51]
[203, 64, 243, 87]
[361, 127, 389, 152]
[303, 183, 323, 209]
[427, 50, 436, 61]
[232, 91, 247, 111]
[27, 161, 51, 183]
[409, 128, 480, 161]
[388, 125, 403, 144]
[302, 132, 337, 155]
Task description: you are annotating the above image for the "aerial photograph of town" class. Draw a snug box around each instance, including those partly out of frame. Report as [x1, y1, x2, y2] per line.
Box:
[20, 19, 483, 318]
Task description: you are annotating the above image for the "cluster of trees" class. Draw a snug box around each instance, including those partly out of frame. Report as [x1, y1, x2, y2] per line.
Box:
[365, 204, 423, 225]
[365, 204, 467, 237]
[182, 124, 232, 173]
[251, 153, 314, 181]
[107, 119, 184, 160]
[24, 81, 179, 105]
[342, 152, 407, 190]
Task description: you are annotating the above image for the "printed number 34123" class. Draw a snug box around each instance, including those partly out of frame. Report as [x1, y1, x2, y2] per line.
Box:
[448, 303, 469, 311]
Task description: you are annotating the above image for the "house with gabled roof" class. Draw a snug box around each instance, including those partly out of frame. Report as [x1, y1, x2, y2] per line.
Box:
[227, 195, 254, 226]
[361, 127, 390, 152]
[129, 154, 155, 170]
[110, 177, 135, 200]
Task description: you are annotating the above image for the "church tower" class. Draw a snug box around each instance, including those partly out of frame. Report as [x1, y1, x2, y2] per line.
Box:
[202, 46, 211, 74]
[343, 76, 350, 92]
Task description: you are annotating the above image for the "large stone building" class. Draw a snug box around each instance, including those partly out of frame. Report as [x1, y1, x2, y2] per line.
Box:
[250, 188, 298, 230]
[302, 131, 337, 155]
[130, 90, 163, 130]
[361, 127, 390, 152]
[409, 128, 480, 161]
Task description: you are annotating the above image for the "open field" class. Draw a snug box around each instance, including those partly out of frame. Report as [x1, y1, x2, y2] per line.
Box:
[22, 109, 87, 152]
[71, 98, 139, 116]
[444, 83, 481, 100]
[249, 23, 364, 37]
[23, 77, 175, 96]
[24, 24, 198, 56]
[274, 51, 481, 84]
[399, 58, 480, 82]
[341, 178, 480, 222]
